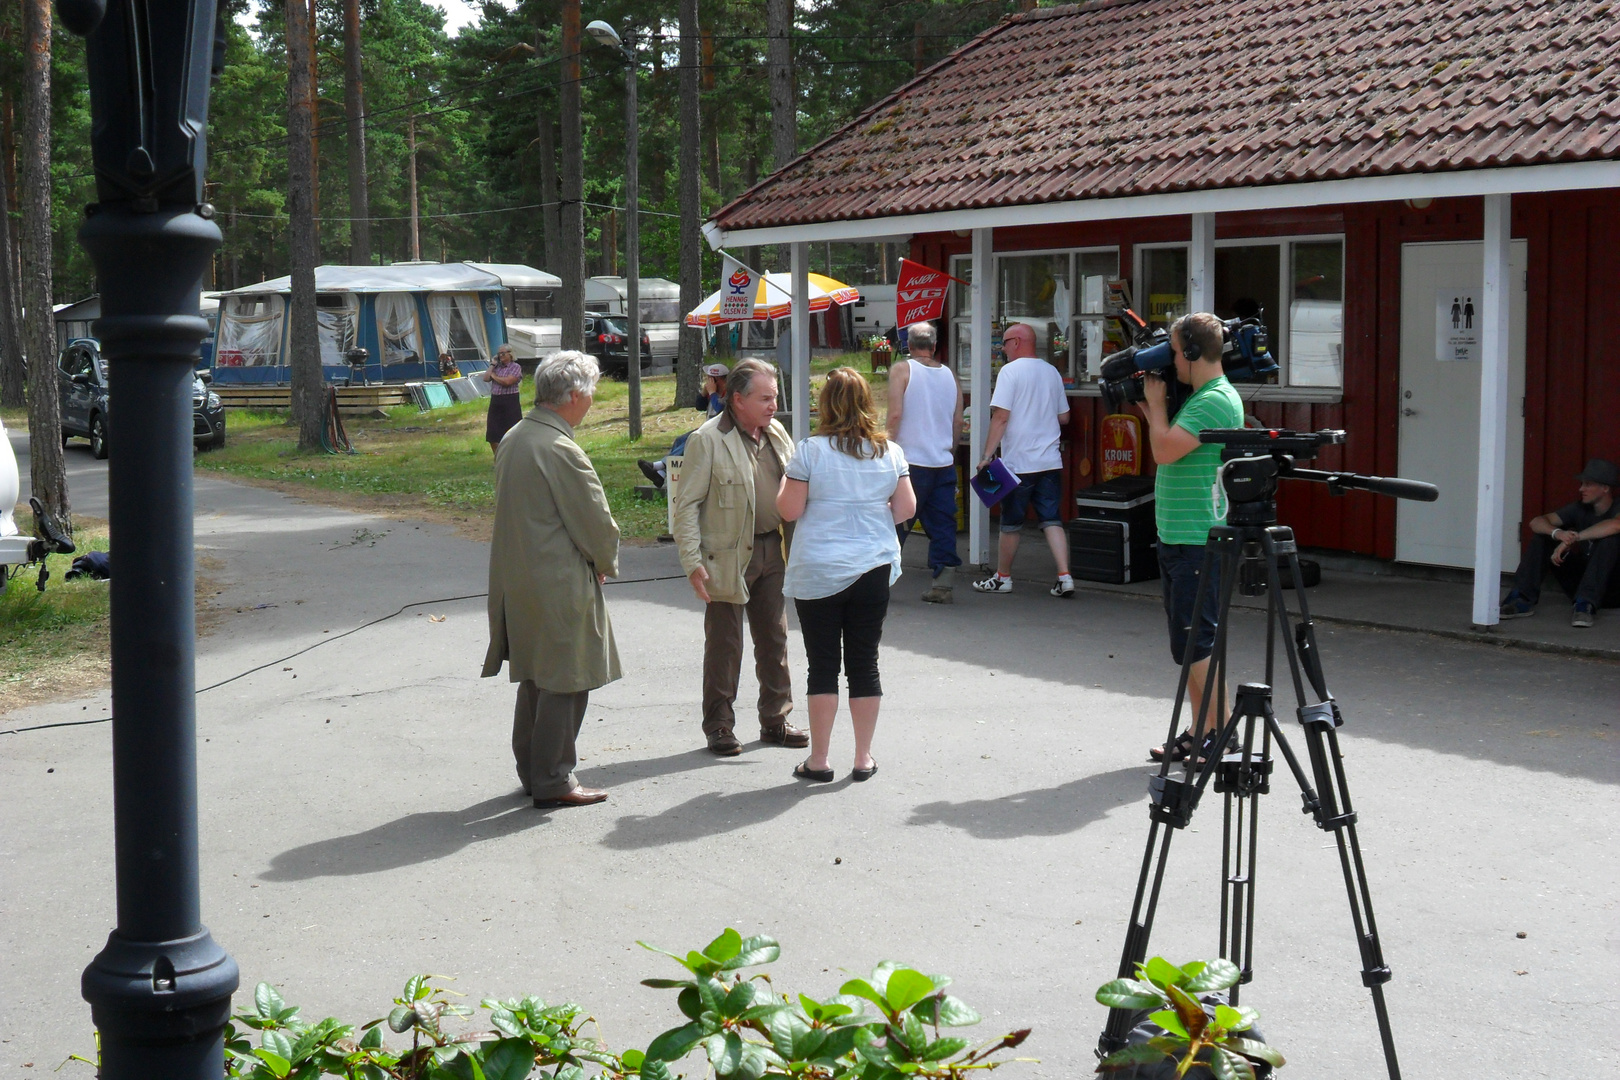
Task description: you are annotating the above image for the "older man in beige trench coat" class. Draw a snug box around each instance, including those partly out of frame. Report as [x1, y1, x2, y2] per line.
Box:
[483, 351, 620, 808]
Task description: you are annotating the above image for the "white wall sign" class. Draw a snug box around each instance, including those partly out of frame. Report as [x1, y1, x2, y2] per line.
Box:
[1436, 287, 1480, 362]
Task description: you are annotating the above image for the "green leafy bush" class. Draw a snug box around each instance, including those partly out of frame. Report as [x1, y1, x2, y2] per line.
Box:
[212, 930, 1033, 1080]
[1093, 957, 1283, 1079]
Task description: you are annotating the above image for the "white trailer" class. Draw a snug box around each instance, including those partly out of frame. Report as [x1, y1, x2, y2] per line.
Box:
[586, 276, 683, 363]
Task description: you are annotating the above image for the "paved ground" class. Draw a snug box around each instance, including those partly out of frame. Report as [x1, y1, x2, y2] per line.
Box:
[3, 439, 1618, 1079]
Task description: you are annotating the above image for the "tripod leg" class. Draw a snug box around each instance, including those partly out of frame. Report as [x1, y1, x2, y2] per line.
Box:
[1216, 687, 1274, 1004]
[1099, 820, 1175, 1056]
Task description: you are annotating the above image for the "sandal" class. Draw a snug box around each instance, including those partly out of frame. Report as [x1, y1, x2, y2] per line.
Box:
[1149, 730, 1198, 763]
[793, 760, 835, 783]
[851, 761, 878, 782]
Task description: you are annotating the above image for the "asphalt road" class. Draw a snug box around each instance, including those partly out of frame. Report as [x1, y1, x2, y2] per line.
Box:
[2, 460, 1617, 1080]
[7, 427, 111, 519]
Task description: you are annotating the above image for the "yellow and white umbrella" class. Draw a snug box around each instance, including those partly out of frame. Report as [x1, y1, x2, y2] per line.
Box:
[685, 272, 861, 327]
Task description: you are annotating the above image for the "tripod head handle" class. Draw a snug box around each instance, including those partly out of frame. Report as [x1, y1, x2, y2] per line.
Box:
[1288, 467, 1439, 502]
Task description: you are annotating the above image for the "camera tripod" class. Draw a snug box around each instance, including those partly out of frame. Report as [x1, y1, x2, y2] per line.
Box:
[1098, 433, 1435, 1080]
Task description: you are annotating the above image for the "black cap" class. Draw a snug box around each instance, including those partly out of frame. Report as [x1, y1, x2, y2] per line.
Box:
[1577, 458, 1618, 487]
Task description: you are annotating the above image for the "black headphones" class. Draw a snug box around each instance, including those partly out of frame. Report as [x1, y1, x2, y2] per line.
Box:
[1179, 325, 1203, 363]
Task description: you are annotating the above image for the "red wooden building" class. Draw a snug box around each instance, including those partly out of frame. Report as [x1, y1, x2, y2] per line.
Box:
[703, 0, 1620, 625]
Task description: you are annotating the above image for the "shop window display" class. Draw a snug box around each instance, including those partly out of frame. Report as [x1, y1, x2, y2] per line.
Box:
[1288, 241, 1344, 388]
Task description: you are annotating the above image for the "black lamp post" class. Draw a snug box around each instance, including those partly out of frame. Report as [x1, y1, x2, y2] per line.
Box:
[586, 18, 641, 440]
[59, 1, 240, 1076]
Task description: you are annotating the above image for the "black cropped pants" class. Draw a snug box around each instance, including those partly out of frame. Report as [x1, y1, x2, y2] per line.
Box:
[794, 566, 890, 697]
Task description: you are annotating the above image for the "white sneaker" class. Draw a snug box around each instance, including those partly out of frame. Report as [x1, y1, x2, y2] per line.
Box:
[1050, 577, 1075, 598]
[972, 574, 1013, 594]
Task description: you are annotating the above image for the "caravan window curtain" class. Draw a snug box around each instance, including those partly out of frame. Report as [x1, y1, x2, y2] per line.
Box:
[216, 295, 285, 367]
[428, 292, 492, 366]
[375, 292, 424, 365]
[316, 293, 360, 367]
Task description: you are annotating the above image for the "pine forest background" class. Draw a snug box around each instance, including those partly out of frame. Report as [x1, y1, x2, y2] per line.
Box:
[0, 0, 1037, 306]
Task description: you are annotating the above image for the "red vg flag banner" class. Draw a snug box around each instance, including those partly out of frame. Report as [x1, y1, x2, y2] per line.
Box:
[719, 255, 759, 321]
[896, 258, 966, 326]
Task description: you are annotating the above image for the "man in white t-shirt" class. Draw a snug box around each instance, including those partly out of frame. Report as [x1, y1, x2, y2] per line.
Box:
[971, 322, 1074, 597]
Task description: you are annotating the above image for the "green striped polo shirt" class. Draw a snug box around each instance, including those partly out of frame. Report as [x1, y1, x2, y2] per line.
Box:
[1154, 377, 1245, 545]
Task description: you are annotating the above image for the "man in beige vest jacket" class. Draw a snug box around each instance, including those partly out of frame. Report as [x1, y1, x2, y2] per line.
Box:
[483, 352, 620, 807]
[672, 359, 807, 755]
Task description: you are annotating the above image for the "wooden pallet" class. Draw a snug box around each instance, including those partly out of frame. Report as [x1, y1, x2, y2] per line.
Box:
[215, 385, 413, 411]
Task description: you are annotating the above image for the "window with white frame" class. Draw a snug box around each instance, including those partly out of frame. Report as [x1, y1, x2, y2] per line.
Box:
[1135, 236, 1345, 392]
[950, 248, 1122, 386]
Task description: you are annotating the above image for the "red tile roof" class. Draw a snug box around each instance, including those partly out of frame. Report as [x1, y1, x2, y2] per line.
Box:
[713, 0, 1620, 231]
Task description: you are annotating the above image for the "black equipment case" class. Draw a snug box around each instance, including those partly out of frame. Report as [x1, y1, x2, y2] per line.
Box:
[1069, 475, 1158, 584]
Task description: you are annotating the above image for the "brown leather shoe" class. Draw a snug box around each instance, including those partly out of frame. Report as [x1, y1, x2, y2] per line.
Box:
[706, 726, 742, 756]
[533, 786, 608, 808]
[760, 720, 809, 748]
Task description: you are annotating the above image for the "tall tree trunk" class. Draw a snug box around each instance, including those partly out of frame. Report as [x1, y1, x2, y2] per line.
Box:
[2, 82, 18, 288]
[286, 0, 323, 449]
[20, 0, 66, 530]
[407, 113, 420, 261]
[538, 113, 559, 275]
[558, 0, 585, 351]
[676, 0, 702, 404]
[308, 0, 321, 237]
[767, 0, 797, 171]
[0, 145, 23, 408]
[700, 28, 719, 195]
[343, 0, 370, 265]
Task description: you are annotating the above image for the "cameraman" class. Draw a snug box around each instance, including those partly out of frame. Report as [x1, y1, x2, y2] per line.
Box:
[1138, 312, 1245, 763]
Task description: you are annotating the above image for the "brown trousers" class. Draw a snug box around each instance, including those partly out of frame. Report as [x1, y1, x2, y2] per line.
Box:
[512, 682, 588, 799]
[703, 531, 793, 734]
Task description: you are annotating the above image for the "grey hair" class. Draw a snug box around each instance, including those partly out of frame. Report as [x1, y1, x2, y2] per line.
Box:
[533, 350, 600, 407]
[906, 321, 937, 351]
[724, 357, 777, 408]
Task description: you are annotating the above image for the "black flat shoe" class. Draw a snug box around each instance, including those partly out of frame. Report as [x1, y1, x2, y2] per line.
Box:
[1149, 730, 1197, 763]
[851, 761, 878, 782]
[793, 760, 835, 782]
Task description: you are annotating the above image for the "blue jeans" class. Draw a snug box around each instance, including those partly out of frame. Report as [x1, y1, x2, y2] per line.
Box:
[897, 464, 962, 578]
[997, 469, 1063, 533]
[1159, 543, 1222, 665]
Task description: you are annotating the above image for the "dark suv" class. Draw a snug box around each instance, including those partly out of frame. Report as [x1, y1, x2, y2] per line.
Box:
[59, 338, 226, 459]
[585, 315, 652, 379]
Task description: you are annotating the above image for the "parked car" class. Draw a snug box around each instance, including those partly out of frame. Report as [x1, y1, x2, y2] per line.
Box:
[585, 315, 652, 379]
[58, 338, 226, 459]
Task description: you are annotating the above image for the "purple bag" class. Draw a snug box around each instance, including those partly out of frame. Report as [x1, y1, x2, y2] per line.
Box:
[970, 458, 1020, 508]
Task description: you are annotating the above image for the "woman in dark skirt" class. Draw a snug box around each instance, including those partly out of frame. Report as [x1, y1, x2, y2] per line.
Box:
[484, 344, 525, 453]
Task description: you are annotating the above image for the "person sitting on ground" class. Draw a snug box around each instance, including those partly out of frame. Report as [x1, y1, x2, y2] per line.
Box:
[637, 363, 729, 488]
[1500, 458, 1619, 628]
[971, 322, 1076, 598]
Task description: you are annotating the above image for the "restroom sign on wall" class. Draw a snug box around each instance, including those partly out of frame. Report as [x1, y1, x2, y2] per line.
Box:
[1436, 287, 1479, 362]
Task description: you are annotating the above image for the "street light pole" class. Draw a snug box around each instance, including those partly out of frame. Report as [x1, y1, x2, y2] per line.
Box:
[586, 18, 641, 440]
[624, 28, 641, 441]
[59, 2, 240, 1077]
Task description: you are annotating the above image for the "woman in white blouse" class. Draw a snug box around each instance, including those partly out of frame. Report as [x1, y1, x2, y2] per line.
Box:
[778, 368, 917, 783]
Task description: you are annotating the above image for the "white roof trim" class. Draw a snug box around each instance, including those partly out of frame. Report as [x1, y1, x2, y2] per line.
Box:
[705, 160, 1620, 248]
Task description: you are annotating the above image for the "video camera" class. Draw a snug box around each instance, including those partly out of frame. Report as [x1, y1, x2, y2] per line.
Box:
[1098, 308, 1278, 413]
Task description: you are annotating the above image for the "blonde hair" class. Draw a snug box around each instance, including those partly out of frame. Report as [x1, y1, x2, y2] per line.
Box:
[816, 367, 887, 459]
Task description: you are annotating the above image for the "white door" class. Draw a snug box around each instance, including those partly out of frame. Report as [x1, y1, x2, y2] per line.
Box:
[1396, 241, 1527, 568]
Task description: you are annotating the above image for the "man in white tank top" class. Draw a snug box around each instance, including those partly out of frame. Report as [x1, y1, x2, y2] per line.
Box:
[887, 322, 964, 603]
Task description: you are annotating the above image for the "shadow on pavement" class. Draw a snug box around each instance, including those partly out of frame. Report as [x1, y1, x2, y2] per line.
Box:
[907, 765, 1145, 839]
[600, 777, 850, 849]
[260, 794, 539, 880]
[576, 746, 750, 787]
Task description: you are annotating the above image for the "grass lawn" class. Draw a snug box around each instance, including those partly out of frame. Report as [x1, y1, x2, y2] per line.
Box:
[1, 513, 111, 713]
[197, 352, 886, 541]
